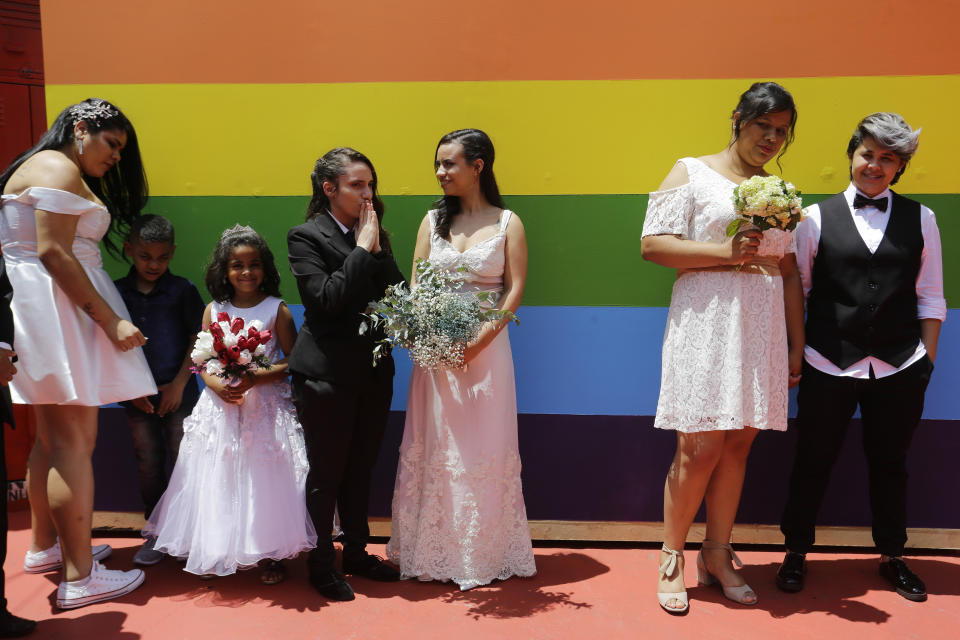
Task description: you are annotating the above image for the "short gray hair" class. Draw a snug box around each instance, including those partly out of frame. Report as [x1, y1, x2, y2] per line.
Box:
[847, 112, 921, 185]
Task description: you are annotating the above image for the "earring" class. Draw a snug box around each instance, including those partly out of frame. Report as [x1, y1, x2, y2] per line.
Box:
[76, 137, 84, 156]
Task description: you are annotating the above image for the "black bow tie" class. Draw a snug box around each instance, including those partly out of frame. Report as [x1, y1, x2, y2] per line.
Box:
[853, 194, 888, 211]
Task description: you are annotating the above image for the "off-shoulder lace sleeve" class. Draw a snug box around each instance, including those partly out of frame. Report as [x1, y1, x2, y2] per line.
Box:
[641, 184, 692, 238]
[785, 231, 798, 255]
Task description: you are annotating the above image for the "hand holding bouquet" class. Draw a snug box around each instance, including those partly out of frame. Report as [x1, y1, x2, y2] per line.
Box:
[191, 311, 273, 384]
[727, 175, 804, 237]
[360, 259, 518, 369]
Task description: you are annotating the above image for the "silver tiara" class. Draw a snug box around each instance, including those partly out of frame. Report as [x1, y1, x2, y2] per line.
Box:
[68, 100, 119, 127]
[220, 224, 258, 241]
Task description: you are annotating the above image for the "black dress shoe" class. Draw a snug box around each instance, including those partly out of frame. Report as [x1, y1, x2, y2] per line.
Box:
[342, 553, 401, 582]
[0, 611, 37, 638]
[879, 558, 927, 602]
[309, 568, 355, 601]
[776, 552, 806, 593]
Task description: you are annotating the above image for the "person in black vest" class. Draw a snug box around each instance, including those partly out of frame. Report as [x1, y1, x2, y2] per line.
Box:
[0, 255, 37, 637]
[777, 113, 946, 601]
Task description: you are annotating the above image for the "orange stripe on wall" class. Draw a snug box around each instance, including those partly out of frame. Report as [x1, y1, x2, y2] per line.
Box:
[40, 0, 960, 84]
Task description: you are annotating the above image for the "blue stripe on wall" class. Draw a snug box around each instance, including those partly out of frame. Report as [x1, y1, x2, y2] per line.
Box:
[286, 305, 959, 420]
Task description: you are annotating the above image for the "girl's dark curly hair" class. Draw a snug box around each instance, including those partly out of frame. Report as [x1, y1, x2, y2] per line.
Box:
[205, 225, 282, 302]
[433, 129, 505, 240]
[0, 97, 148, 260]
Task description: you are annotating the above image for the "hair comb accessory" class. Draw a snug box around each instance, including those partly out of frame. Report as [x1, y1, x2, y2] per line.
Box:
[68, 99, 120, 127]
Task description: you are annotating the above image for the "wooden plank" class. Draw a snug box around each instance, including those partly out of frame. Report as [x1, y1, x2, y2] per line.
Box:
[92, 513, 960, 550]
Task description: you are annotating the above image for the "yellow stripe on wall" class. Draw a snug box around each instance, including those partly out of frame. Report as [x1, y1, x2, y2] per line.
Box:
[47, 76, 959, 196]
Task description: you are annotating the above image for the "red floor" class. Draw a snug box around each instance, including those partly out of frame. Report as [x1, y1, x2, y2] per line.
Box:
[5, 511, 959, 640]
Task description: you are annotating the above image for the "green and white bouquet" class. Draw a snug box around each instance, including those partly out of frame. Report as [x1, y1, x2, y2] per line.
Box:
[726, 175, 804, 237]
[359, 259, 518, 369]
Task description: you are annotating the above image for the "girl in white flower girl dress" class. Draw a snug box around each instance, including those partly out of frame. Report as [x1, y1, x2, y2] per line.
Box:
[145, 225, 316, 584]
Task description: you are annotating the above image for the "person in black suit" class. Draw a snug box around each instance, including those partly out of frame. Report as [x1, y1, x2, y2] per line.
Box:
[288, 148, 405, 601]
[0, 255, 37, 636]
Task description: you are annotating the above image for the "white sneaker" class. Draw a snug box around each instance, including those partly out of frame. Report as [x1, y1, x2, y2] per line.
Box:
[56, 561, 145, 609]
[24, 540, 112, 573]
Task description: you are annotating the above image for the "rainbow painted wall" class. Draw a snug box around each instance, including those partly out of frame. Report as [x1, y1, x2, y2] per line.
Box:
[40, 0, 958, 529]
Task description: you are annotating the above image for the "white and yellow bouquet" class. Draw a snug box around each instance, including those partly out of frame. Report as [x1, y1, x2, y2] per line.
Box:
[359, 259, 517, 370]
[726, 175, 804, 237]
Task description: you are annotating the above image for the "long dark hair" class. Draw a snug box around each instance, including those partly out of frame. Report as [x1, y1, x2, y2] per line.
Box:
[0, 97, 148, 259]
[730, 82, 798, 169]
[432, 129, 505, 240]
[305, 147, 391, 253]
[205, 225, 282, 303]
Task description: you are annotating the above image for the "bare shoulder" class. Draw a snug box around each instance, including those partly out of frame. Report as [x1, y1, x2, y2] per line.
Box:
[5, 151, 85, 195]
[505, 210, 525, 232]
[657, 160, 690, 191]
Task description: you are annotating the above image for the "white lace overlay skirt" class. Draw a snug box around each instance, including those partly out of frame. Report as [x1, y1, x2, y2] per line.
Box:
[386, 330, 537, 590]
[654, 271, 789, 432]
[144, 382, 317, 575]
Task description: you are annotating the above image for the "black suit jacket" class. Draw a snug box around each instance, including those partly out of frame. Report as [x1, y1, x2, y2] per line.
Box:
[287, 213, 406, 384]
[0, 255, 14, 428]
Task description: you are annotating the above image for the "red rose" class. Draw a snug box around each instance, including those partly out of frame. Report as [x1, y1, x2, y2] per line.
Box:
[237, 336, 248, 350]
[227, 345, 242, 360]
[213, 337, 225, 353]
[245, 334, 260, 349]
[247, 327, 260, 340]
[209, 322, 224, 339]
[217, 312, 230, 323]
[230, 317, 244, 335]
[258, 329, 272, 344]
[218, 354, 229, 365]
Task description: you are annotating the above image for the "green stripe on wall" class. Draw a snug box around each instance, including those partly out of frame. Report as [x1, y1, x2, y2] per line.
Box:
[103, 194, 959, 308]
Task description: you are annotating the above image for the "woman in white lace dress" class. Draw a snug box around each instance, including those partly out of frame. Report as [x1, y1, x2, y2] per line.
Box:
[640, 83, 805, 613]
[386, 129, 536, 590]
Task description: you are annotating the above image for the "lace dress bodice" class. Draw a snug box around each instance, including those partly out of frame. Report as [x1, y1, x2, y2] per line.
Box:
[427, 209, 512, 299]
[642, 157, 796, 258]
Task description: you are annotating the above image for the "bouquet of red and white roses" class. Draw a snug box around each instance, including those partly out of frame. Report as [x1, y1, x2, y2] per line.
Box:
[190, 311, 273, 382]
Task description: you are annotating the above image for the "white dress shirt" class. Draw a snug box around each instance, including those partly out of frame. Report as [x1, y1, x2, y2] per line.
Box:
[795, 183, 946, 379]
[327, 210, 353, 235]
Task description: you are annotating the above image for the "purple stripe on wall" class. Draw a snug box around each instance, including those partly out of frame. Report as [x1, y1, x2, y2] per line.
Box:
[94, 409, 960, 531]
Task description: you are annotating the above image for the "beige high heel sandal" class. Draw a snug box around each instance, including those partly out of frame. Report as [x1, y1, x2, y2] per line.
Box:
[657, 545, 689, 614]
[696, 540, 757, 605]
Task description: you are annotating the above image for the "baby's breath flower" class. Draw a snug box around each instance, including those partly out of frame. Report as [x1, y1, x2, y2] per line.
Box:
[360, 259, 517, 369]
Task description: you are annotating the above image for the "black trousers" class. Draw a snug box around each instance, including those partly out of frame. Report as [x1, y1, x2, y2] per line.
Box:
[1, 417, 7, 611]
[780, 355, 933, 556]
[291, 367, 393, 574]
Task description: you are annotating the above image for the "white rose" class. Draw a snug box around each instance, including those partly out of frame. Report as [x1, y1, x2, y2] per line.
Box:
[222, 332, 238, 348]
[236, 349, 252, 365]
[218, 321, 231, 335]
[248, 319, 265, 332]
[195, 332, 214, 350]
[254, 344, 266, 356]
[205, 360, 224, 376]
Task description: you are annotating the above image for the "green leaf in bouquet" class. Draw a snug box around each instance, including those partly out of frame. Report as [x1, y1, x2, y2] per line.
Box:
[726, 218, 743, 237]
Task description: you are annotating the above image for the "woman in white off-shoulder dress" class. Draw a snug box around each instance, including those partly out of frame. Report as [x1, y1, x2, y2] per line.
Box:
[386, 129, 536, 590]
[0, 99, 155, 608]
[640, 83, 805, 614]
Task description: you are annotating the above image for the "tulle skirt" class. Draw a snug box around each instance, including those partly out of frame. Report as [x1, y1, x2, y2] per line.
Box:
[144, 381, 317, 575]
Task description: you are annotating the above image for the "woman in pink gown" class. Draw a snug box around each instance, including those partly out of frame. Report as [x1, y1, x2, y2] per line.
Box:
[386, 129, 536, 590]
